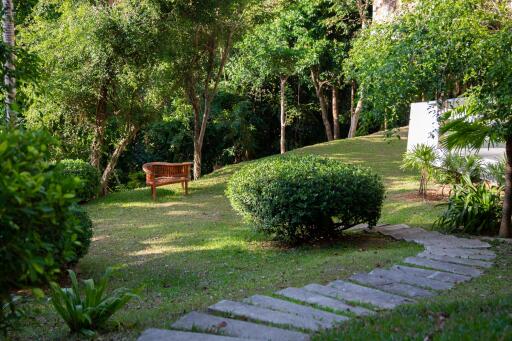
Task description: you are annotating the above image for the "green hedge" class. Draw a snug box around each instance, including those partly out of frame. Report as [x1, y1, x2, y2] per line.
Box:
[226, 154, 385, 243]
[0, 129, 87, 308]
[69, 205, 93, 265]
[57, 159, 100, 202]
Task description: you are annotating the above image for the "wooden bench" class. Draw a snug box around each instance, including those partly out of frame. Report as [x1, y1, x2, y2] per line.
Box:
[142, 162, 193, 200]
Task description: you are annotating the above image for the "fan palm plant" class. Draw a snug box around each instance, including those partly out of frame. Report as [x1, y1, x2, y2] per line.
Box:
[401, 144, 438, 198]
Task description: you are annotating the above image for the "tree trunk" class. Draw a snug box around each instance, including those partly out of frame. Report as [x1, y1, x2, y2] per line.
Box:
[499, 137, 512, 238]
[100, 124, 139, 195]
[280, 75, 288, 154]
[332, 87, 340, 140]
[2, 0, 16, 124]
[348, 94, 364, 138]
[310, 69, 333, 141]
[188, 30, 233, 180]
[90, 84, 109, 170]
[192, 91, 202, 180]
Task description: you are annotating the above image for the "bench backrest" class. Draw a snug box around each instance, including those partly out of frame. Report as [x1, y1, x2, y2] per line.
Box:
[142, 162, 192, 182]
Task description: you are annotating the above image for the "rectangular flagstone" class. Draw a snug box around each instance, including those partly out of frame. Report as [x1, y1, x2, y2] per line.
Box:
[376, 226, 490, 249]
[404, 257, 483, 277]
[276, 287, 373, 316]
[350, 273, 435, 298]
[208, 300, 325, 331]
[303, 282, 410, 310]
[418, 251, 493, 268]
[392, 265, 470, 283]
[327, 280, 414, 308]
[369, 268, 453, 290]
[243, 295, 348, 326]
[137, 328, 251, 341]
[425, 246, 496, 260]
[171, 311, 309, 341]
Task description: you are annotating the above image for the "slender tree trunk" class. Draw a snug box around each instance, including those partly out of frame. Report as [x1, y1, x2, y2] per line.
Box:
[348, 94, 364, 138]
[332, 87, 340, 139]
[188, 30, 233, 180]
[310, 69, 333, 141]
[90, 84, 109, 169]
[2, 0, 16, 124]
[499, 137, 512, 238]
[100, 124, 139, 195]
[280, 75, 288, 154]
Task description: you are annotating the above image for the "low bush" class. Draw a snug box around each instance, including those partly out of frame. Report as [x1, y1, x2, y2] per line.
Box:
[434, 175, 502, 235]
[0, 129, 83, 329]
[226, 154, 385, 244]
[50, 268, 139, 336]
[57, 159, 100, 202]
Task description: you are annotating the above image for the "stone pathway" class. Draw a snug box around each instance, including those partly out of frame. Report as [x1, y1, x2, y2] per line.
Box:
[137, 225, 494, 341]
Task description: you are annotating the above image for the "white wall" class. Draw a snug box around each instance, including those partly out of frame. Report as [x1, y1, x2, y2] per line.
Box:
[407, 100, 505, 164]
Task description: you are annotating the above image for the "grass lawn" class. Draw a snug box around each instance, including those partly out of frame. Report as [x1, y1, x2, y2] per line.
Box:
[13, 129, 504, 340]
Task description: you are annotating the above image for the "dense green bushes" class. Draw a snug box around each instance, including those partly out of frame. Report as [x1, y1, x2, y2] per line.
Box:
[227, 154, 385, 243]
[0, 129, 92, 322]
[57, 159, 100, 202]
[434, 176, 502, 235]
[70, 205, 93, 264]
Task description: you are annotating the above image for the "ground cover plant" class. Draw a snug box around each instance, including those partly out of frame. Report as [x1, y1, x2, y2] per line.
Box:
[227, 154, 384, 243]
[50, 268, 139, 336]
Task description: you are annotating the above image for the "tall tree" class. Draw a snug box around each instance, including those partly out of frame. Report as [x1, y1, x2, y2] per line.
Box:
[347, 0, 370, 138]
[230, 4, 304, 154]
[2, 0, 16, 124]
[163, 1, 249, 179]
[23, 0, 164, 194]
[347, 0, 512, 236]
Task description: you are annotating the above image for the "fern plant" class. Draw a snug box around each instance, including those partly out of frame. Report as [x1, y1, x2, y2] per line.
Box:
[401, 144, 438, 197]
[50, 268, 139, 336]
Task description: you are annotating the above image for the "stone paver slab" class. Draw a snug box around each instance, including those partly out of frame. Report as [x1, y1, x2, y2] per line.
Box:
[303, 281, 411, 310]
[137, 328, 252, 341]
[208, 300, 325, 332]
[418, 252, 493, 268]
[350, 273, 435, 298]
[369, 268, 453, 290]
[243, 295, 348, 325]
[392, 265, 470, 283]
[425, 246, 496, 260]
[303, 284, 397, 310]
[171, 311, 309, 341]
[404, 257, 483, 277]
[276, 287, 373, 316]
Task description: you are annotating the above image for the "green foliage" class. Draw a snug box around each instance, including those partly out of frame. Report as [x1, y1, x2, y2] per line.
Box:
[0, 129, 82, 323]
[401, 144, 438, 196]
[347, 0, 512, 132]
[485, 160, 506, 187]
[226, 154, 385, 244]
[57, 159, 100, 202]
[434, 176, 502, 235]
[69, 205, 93, 265]
[50, 268, 139, 336]
[435, 153, 485, 185]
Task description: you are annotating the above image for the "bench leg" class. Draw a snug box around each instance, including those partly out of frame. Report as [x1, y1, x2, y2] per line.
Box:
[184, 181, 188, 195]
[151, 186, 156, 201]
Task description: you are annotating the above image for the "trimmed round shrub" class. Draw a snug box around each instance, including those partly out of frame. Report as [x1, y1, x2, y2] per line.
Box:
[0, 129, 83, 307]
[226, 154, 385, 243]
[69, 205, 94, 264]
[57, 159, 100, 202]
